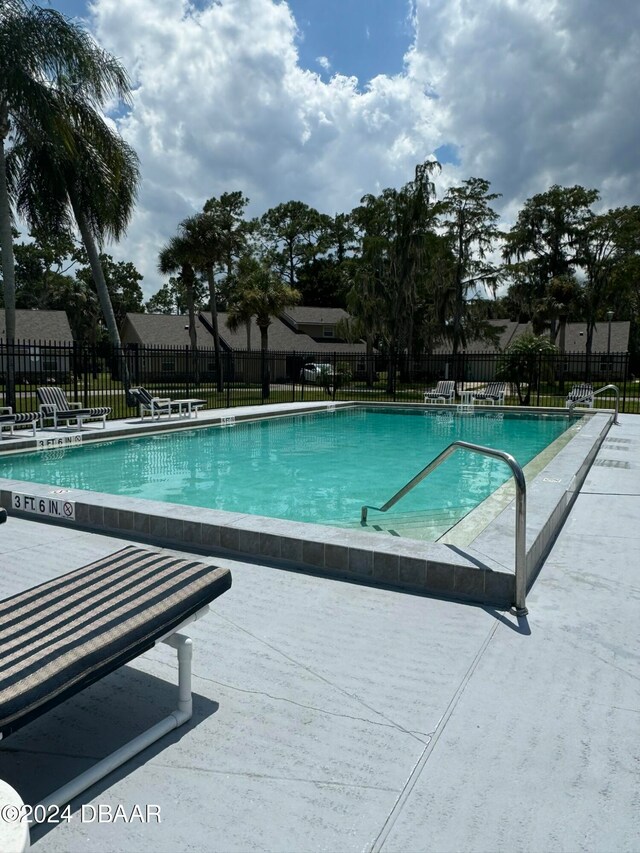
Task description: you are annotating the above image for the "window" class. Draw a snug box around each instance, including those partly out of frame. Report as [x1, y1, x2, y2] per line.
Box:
[323, 326, 334, 338]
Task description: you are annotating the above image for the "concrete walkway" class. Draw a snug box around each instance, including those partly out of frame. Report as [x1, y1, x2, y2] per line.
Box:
[0, 416, 637, 852]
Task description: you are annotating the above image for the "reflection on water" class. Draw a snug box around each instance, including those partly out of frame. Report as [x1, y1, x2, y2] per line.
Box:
[0, 408, 573, 527]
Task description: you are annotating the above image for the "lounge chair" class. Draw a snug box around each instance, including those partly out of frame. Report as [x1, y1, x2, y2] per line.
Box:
[0, 544, 232, 817]
[565, 383, 594, 408]
[472, 382, 507, 406]
[37, 386, 111, 430]
[0, 407, 40, 438]
[424, 380, 455, 404]
[130, 387, 206, 421]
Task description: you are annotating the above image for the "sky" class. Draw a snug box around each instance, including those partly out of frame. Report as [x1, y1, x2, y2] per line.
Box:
[41, 0, 640, 299]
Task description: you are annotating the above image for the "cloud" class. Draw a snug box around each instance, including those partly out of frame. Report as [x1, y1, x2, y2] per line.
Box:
[409, 0, 640, 209]
[85, 0, 639, 298]
[316, 55, 331, 71]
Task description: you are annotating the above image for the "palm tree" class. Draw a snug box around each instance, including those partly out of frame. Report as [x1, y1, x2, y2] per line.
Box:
[10, 99, 139, 378]
[178, 213, 224, 391]
[227, 254, 299, 398]
[158, 234, 200, 383]
[1, 0, 133, 403]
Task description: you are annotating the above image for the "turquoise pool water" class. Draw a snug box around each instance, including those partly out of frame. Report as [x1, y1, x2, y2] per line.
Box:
[0, 407, 574, 532]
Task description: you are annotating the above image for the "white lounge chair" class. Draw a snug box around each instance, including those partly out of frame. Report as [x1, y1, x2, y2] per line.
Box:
[565, 383, 594, 408]
[472, 382, 507, 406]
[37, 386, 111, 429]
[424, 380, 455, 404]
[0, 407, 40, 438]
[130, 387, 206, 421]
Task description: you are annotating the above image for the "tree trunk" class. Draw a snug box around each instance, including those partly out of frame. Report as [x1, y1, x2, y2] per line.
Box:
[259, 324, 270, 399]
[181, 265, 199, 385]
[71, 193, 131, 394]
[0, 105, 17, 409]
[245, 319, 251, 351]
[205, 264, 224, 391]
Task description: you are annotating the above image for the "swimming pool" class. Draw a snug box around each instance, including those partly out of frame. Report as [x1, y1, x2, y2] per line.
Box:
[0, 407, 574, 538]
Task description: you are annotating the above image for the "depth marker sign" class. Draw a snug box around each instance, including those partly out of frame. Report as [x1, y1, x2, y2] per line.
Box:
[12, 492, 76, 520]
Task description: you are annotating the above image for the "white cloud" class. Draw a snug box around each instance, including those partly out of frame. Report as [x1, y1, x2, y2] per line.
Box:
[316, 55, 331, 71]
[84, 0, 639, 298]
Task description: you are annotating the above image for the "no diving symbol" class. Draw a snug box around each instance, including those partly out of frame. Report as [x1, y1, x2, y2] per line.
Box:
[63, 502, 74, 517]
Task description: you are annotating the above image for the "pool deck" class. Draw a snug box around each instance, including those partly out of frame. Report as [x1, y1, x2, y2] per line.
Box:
[0, 410, 637, 851]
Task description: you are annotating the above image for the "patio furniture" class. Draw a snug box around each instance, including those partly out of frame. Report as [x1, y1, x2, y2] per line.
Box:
[472, 382, 507, 406]
[130, 387, 206, 421]
[424, 380, 455, 404]
[0, 408, 40, 439]
[565, 383, 594, 408]
[0, 545, 232, 820]
[37, 387, 111, 430]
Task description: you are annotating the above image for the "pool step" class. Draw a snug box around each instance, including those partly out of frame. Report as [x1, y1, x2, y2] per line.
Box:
[331, 506, 471, 542]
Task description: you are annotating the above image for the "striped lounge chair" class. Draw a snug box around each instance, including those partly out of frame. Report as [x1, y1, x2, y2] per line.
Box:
[424, 380, 455, 404]
[37, 386, 111, 430]
[0, 545, 232, 818]
[472, 382, 507, 405]
[565, 383, 594, 408]
[0, 408, 40, 438]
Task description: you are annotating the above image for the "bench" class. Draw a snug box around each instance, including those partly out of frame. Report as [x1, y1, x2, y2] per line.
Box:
[0, 543, 231, 830]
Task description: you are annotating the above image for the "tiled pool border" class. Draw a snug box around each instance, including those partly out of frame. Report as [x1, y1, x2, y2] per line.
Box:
[0, 403, 613, 609]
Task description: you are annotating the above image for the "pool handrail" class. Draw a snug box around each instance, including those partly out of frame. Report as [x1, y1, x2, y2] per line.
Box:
[567, 383, 620, 425]
[360, 440, 528, 615]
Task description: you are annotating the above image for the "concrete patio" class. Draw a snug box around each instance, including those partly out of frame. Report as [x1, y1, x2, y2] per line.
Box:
[0, 414, 638, 852]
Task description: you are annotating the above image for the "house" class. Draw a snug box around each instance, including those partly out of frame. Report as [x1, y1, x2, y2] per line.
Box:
[431, 320, 631, 381]
[279, 307, 350, 342]
[121, 310, 368, 383]
[0, 309, 74, 381]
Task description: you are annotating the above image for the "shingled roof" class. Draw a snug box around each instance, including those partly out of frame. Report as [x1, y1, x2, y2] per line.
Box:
[0, 309, 73, 342]
[122, 312, 367, 354]
[434, 319, 630, 354]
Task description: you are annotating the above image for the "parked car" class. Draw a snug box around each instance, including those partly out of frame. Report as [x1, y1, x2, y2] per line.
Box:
[300, 363, 336, 384]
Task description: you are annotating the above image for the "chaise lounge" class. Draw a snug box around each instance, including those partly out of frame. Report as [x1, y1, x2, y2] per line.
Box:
[0, 408, 40, 439]
[565, 383, 594, 408]
[130, 387, 206, 421]
[37, 387, 111, 430]
[423, 380, 456, 404]
[0, 542, 232, 833]
[472, 382, 507, 405]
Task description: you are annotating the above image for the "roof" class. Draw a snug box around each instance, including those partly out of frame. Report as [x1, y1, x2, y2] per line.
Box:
[281, 307, 350, 327]
[122, 313, 195, 347]
[123, 312, 367, 354]
[0, 309, 74, 342]
[435, 320, 630, 354]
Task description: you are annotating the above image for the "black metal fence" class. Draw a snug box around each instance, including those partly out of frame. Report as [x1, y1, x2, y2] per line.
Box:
[1, 340, 637, 417]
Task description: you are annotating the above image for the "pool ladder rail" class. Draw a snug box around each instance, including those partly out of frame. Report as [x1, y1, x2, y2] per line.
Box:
[360, 440, 528, 615]
[567, 383, 620, 425]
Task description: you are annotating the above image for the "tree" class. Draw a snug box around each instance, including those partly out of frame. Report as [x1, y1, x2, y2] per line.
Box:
[496, 333, 557, 405]
[158, 234, 201, 380]
[75, 253, 144, 330]
[0, 0, 134, 403]
[576, 206, 640, 357]
[350, 160, 441, 390]
[226, 254, 299, 398]
[439, 177, 502, 383]
[503, 184, 599, 338]
[10, 100, 139, 352]
[260, 201, 332, 289]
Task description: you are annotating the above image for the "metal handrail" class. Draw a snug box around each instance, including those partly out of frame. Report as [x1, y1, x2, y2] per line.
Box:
[568, 383, 620, 425]
[361, 440, 528, 615]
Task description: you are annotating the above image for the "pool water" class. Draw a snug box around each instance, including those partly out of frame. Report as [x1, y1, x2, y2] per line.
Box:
[0, 407, 574, 534]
